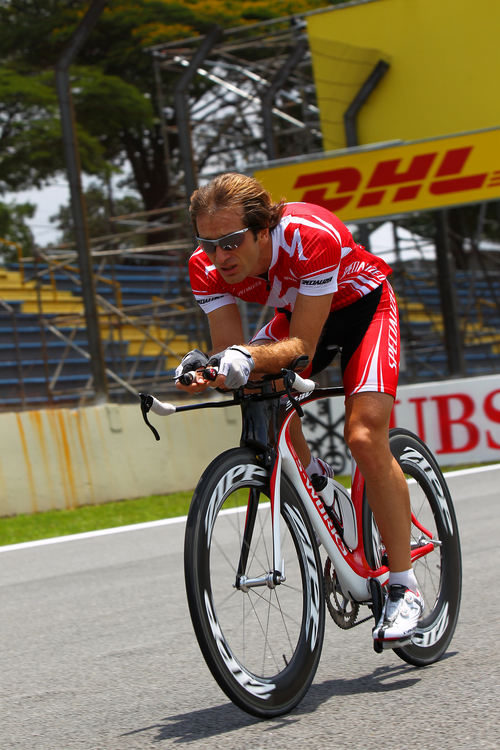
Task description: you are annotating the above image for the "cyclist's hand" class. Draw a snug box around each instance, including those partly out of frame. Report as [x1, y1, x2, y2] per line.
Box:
[175, 349, 209, 391]
[207, 346, 255, 389]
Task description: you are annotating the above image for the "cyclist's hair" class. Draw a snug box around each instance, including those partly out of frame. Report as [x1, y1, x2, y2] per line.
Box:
[189, 172, 285, 234]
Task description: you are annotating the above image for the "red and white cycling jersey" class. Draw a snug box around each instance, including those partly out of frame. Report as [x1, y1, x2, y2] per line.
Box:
[189, 202, 392, 315]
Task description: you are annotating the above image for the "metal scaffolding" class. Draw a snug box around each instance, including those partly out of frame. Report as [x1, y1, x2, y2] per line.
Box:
[1, 11, 499, 411]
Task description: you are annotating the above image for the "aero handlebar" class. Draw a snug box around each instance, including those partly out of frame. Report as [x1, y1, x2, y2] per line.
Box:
[139, 366, 317, 440]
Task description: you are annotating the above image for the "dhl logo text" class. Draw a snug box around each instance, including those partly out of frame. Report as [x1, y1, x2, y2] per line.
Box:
[292, 145, 500, 213]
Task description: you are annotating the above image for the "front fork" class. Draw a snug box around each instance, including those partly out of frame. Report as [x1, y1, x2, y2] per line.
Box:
[234, 391, 287, 591]
[233, 456, 286, 591]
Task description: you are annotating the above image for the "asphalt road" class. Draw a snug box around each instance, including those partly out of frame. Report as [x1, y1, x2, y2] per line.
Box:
[1, 469, 499, 750]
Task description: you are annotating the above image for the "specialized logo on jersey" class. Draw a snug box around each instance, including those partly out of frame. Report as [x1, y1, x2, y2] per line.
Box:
[301, 276, 333, 286]
[196, 294, 226, 306]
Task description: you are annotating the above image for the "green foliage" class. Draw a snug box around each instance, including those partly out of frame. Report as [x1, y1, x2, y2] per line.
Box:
[0, 64, 109, 191]
[0, 0, 333, 241]
[0, 200, 35, 258]
[49, 181, 144, 246]
[0, 67, 58, 191]
[70, 66, 155, 162]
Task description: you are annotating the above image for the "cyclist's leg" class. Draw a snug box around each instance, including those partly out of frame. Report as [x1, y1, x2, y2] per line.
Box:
[341, 282, 423, 642]
[344, 392, 411, 572]
[342, 281, 410, 569]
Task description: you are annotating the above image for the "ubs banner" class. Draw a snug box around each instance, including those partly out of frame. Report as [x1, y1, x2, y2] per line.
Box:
[254, 128, 500, 223]
[303, 374, 500, 471]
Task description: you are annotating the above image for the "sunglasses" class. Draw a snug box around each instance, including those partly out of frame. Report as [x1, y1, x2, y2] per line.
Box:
[195, 227, 251, 255]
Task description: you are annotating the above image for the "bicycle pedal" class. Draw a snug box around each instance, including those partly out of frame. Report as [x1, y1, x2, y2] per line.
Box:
[373, 635, 412, 651]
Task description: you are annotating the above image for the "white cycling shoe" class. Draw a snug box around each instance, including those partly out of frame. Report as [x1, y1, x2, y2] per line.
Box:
[372, 584, 424, 648]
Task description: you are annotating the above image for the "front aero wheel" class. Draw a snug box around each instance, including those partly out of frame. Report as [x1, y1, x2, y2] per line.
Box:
[184, 448, 325, 718]
[364, 428, 462, 666]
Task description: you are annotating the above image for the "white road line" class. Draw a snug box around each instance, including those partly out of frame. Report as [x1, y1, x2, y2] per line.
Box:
[0, 515, 189, 553]
[439, 463, 500, 478]
[1, 464, 498, 554]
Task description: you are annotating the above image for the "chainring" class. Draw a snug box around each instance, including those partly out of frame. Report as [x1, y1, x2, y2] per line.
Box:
[324, 557, 360, 629]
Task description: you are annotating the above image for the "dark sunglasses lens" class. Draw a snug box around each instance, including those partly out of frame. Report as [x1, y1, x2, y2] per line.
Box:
[220, 233, 246, 251]
[201, 240, 217, 253]
[198, 229, 248, 254]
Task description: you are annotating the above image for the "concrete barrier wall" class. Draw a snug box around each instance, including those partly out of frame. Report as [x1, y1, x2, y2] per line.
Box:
[2, 372, 499, 517]
[0, 400, 241, 517]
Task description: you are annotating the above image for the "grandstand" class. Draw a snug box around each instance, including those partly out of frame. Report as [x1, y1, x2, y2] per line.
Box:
[1, 242, 499, 410]
[396, 263, 500, 383]
[0, 259, 207, 409]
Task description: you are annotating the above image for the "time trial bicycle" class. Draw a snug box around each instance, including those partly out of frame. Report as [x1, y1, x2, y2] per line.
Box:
[139, 362, 461, 719]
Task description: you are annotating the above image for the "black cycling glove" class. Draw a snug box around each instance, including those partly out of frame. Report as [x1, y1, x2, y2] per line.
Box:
[175, 349, 209, 380]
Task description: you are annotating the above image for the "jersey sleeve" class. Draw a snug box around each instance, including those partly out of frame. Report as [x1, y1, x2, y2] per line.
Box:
[188, 249, 236, 314]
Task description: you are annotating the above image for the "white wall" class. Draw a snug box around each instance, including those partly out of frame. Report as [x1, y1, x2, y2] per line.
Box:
[0, 398, 241, 517]
[1, 374, 498, 517]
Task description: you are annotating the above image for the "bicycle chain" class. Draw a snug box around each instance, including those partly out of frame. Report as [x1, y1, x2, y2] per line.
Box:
[324, 557, 360, 629]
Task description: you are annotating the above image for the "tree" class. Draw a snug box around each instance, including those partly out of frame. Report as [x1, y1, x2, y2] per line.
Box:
[0, 0, 329, 236]
[0, 66, 108, 193]
[0, 200, 35, 260]
[49, 181, 144, 248]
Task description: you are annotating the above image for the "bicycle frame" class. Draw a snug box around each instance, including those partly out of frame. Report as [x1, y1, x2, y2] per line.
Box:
[269, 387, 436, 603]
[140, 376, 437, 605]
[230, 381, 434, 605]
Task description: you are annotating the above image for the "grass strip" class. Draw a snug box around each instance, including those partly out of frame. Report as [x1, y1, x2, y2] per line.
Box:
[0, 491, 193, 547]
[0, 463, 494, 547]
[0, 475, 352, 547]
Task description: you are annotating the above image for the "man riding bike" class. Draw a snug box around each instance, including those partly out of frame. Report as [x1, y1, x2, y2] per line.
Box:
[176, 172, 423, 647]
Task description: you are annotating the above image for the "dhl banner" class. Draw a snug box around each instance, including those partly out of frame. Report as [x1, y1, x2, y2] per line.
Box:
[253, 129, 500, 223]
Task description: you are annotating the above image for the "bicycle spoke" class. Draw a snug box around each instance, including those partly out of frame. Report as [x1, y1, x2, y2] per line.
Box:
[209, 494, 311, 676]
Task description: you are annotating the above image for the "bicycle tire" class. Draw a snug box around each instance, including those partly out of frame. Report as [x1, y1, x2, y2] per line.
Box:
[363, 428, 462, 666]
[184, 447, 325, 718]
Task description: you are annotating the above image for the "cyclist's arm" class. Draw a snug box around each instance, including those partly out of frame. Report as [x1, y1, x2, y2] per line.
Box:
[175, 304, 244, 392]
[245, 292, 332, 373]
[181, 294, 332, 389]
[207, 293, 333, 368]
[208, 303, 245, 354]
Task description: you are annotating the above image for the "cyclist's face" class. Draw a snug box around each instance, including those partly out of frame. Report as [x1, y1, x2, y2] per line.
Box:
[196, 207, 270, 284]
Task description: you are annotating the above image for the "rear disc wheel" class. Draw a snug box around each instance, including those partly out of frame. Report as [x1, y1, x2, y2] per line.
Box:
[364, 428, 461, 665]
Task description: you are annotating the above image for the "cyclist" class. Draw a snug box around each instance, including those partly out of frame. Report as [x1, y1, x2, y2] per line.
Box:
[176, 172, 423, 648]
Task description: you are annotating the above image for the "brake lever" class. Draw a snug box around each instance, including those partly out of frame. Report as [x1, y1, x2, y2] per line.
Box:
[281, 369, 304, 418]
[139, 393, 161, 441]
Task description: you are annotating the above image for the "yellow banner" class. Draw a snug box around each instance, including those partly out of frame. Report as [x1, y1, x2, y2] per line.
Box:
[254, 129, 500, 223]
